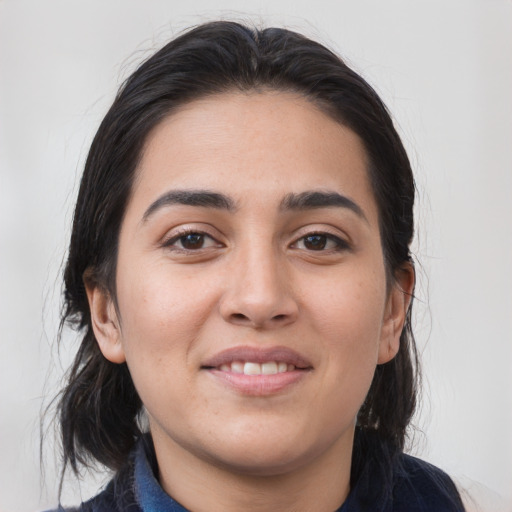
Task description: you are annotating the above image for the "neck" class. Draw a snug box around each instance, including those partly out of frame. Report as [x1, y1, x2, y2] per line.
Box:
[150, 427, 354, 512]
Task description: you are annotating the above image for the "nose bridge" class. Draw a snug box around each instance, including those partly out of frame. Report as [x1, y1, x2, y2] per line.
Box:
[220, 235, 298, 328]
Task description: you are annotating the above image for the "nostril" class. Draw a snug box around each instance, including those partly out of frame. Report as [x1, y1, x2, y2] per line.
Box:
[231, 313, 248, 321]
[272, 314, 287, 321]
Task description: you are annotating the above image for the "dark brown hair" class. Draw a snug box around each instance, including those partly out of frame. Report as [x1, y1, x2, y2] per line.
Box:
[57, 20, 419, 489]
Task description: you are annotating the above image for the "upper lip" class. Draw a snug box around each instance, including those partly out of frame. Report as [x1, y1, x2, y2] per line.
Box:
[201, 346, 313, 369]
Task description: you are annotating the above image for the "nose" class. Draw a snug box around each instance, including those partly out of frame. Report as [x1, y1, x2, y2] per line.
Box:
[219, 246, 299, 329]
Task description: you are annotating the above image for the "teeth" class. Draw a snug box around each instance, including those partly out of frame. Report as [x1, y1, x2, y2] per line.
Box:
[261, 361, 278, 375]
[218, 361, 297, 375]
[231, 361, 244, 374]
[244, 362, 261, 375]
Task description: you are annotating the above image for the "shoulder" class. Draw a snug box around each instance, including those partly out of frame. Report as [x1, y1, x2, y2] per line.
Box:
[345, 451, 465, 512]
[45, 458, 140, 512]
[82, 466, 141, 512]
[391, 454, 465, 512]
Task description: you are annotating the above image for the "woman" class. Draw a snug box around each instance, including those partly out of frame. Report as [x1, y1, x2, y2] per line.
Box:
[52, 20, 465, 511]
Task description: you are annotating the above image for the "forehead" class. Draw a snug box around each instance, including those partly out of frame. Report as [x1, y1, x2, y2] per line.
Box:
[130, 91, 377, 221]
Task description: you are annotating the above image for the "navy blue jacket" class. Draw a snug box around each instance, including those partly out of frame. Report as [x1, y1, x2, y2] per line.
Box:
[53, 436, 465, 511]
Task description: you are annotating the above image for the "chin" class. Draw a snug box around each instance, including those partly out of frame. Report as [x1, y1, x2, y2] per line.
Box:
[194, 422, 341, 477]
[207, 443, 316, 477]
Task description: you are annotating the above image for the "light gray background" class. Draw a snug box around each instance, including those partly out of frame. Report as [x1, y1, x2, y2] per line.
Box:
[1, 1, 511, 511]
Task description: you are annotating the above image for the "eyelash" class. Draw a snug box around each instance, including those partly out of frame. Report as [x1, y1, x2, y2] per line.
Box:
[162, 228, 221, 252]
[162, 229, 350, 253]
[291, 232, 350, 252]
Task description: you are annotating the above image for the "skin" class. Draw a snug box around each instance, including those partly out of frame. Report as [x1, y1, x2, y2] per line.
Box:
[86, 91, 414, 512]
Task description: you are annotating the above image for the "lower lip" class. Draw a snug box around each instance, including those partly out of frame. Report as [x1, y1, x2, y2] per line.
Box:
[206, 369, 310, 396]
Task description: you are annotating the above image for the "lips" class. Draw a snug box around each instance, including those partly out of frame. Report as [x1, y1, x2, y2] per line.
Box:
[201, 346, 312, 371]
[201, 346, 312, 396]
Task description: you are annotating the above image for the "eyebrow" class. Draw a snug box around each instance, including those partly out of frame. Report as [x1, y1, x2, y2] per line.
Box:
[142, 189, 237, 222]
[280, 190, 367, 221]
[142, 188, 367, 223]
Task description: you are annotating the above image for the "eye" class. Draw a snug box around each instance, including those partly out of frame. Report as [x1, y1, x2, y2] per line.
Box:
[163, 231, 220, 251]
[293, 233, 348, 252]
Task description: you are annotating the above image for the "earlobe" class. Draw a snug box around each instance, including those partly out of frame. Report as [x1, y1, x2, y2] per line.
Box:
[84, 278, 126, 364]
[378, 264, 415, 365]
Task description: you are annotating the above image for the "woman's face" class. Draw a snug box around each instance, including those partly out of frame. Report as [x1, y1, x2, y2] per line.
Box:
[88, 91, 410, 477]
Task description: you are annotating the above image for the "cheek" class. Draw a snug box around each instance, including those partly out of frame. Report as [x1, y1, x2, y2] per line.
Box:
[307, 263, 387, 345]
[304, 264, 387, 398]
[113, 259, 229, 408]
[114, 263, 203, 380]
[114, 269, 196, 422]
[117, 259, 206, 337]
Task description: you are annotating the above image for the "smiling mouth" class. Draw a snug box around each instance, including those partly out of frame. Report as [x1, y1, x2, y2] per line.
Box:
[209, 361, 301, 375]
[201, 346, 312, 373]
[201, 346, 312, 395]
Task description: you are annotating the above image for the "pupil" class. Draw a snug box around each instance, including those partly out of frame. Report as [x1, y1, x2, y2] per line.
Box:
[182, 233, 203, 249]
[305, 235, 326, 250]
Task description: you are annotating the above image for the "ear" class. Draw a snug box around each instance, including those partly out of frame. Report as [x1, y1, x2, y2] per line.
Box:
[378, 263, 415, 365]
[84, 275, 126, 364]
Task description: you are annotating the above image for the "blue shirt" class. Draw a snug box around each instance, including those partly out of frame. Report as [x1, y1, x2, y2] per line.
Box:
[52, 435, 465, 511]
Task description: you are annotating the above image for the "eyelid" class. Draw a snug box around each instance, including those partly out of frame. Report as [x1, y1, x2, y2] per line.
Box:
[289, 226, 352, 252]
[159, 223, 351, 252]
[161, 225, 224, 250]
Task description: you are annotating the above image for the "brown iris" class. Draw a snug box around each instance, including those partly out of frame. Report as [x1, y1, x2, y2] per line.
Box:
[303, 234, 328, 250]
